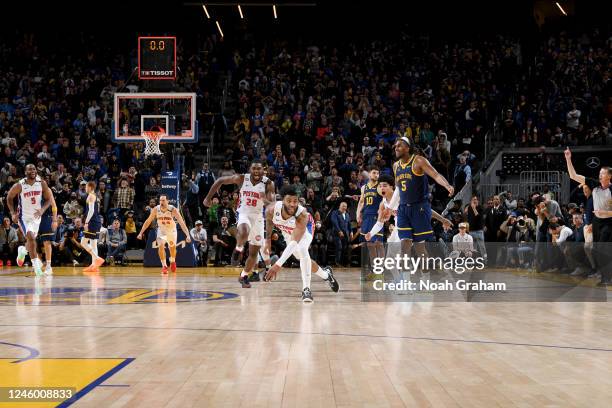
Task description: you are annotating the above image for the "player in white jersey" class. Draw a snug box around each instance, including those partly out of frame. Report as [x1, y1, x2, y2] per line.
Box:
[263, 185, 339, 302]
[6, 164, 57, 276]
[137, 194, 191, 274]
[203, 160, 275, 288]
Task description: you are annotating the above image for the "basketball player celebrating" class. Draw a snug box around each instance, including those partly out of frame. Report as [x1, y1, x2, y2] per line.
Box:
[203, 160, 275, 288]
[356, 165, 384, 268]
[81, 181, 105, 272]
[386, 137, 454, 259]
[263, 185, 339, 302]
[37, 189, 59, 275]
[6, 164, 57, 276]
[137, 194, 191, 274]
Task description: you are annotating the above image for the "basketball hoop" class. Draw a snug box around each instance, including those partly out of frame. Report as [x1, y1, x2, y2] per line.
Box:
[142, 131, 164, 156]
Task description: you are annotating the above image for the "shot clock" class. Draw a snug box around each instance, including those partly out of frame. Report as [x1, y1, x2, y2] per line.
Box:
[138, 36, 176, 80]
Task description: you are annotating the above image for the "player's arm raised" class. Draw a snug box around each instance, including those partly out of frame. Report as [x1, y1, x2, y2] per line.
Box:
[137, 207, 157, 240]
[356, 185, 366, 225]
[414, 155, 454, 197]
[172, 207, 192, 243]
[564, 147, 586, 185]
[203, 174, 243, 207]
[6, 183, 22, 224]
[265, 212, 308, 281]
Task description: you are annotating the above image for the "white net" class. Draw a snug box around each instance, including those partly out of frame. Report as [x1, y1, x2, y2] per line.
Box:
[142, 131, 163, 156]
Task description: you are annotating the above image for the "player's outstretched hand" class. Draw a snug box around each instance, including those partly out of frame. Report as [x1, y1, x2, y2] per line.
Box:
[185, 236, 192, 243]
[564, 147, 572, 160]
[447, 186, 455, 197]
[364, 232, 372, 241]
[264, 264, 281, 281]
[137, 233, 143, 240]
[203, 198, 211, 208]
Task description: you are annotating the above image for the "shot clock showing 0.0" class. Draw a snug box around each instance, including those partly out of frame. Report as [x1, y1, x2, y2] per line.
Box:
[138, 36, 177, 80]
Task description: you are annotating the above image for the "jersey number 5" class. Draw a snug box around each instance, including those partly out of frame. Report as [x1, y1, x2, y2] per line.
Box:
[30, 197, 36, 205]
[400, 181, 407, 191]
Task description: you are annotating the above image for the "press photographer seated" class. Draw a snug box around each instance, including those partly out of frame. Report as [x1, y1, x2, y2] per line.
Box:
[501, 213, 535, 268]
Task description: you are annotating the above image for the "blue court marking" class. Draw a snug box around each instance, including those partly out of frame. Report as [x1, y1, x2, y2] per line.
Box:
[57, 357, 134, 408]
[0, 340, 40, 363]
[96, 384, 130, 387]
[1, 323, 611, 353]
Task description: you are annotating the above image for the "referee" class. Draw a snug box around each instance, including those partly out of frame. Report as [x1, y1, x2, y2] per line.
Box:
[565, 148, 612, 286]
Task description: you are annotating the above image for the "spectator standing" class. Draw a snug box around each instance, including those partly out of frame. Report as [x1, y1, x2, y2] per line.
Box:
[484, 195, 507, 264]
[331, 201, 351, 266]
[0, 217, 18, 264]
[190, 220, 208, 266]
[464, 195, 487, 258]
[113, 178, 135, 219]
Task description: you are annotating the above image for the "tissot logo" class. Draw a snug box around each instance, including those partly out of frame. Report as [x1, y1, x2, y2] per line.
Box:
[586, 157, 600, 169]
[141, 70, 174, 76]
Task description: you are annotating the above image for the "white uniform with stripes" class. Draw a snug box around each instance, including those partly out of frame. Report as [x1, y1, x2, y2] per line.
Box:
[18, 176, 43, 236]
[272, 201, 314, 260]
[237, 174, 268, 246]
[156, 205, 178, 246]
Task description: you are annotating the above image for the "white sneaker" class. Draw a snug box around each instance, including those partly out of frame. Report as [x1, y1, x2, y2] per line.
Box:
[16, 246, 27, 267]
[33, 259, 43, 277]
[44, 265, 53, 276]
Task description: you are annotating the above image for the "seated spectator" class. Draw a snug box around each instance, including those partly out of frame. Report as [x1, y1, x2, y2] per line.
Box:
[124, 210, 138, 249]
[58, 225, 87, 266]
[50, 215, 67, 265]
[63, 192, 83, 223]
[107, 218, 127, 265]
[213, 216, 235, 266]
[98, 216, 108, 260]
[450, 223, 475, 258]
[0, 217, 18, 265]
[190, 220, 208, 266]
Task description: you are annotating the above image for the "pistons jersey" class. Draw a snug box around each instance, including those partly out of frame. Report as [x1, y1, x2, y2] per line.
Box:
[156, 205, 177, 232]
[237, 173, 269, 215]
[19, 176, 43, 219]
[272, 201, 314, 240]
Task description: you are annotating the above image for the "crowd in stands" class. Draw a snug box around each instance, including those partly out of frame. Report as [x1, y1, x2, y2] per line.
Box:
[0, 28, 609, 271]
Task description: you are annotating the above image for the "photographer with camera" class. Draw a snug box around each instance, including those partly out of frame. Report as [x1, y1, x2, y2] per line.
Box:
[501, 213, 534, 268]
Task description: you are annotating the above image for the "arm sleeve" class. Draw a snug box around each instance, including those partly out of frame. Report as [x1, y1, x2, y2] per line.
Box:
[384, 188, 400, 211]
[275, 240, 299, 267]
[368, 221, 384, 236]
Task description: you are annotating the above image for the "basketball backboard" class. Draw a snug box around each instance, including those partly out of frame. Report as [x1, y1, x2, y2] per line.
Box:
[112, 92, 198, 143]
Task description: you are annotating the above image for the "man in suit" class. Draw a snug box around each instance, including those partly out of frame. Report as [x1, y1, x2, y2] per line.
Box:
[331, 201, 351, 266]
[484, 195, 508, 265]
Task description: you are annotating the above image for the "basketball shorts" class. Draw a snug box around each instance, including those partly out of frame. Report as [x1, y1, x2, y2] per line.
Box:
[84, 220, 101, 240]
[396, 201, 433, 242]
[38, 216, 55, 242]
[237, 211, 265, 246]
[360, 214, 384, 243]
[157, 228, 178, 247]
[19, 216, 41, 238]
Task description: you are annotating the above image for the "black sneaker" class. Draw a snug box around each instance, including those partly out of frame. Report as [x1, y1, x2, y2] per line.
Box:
[324, 267, 339, 292]
[230, 250, 242, 266]
[249, 272, 261, 282]
[238, 275, 251, 288]
[301, 287, 313, 302]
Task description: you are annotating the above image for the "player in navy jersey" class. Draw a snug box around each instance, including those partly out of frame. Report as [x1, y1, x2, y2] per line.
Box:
[81, 181, 105, 272]
[386, 137, 454, 258]
[38, 193, 59, 275]
[357, 166, 384, 268]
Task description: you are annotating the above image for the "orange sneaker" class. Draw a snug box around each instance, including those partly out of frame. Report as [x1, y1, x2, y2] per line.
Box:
[170, 262, 177, 273]
[94, 257, 105, 268]
[161, 266, 168, 274]
[83, 265, 96, 272]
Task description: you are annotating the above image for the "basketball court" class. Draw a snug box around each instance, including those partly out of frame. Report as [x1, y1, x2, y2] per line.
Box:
[1, 266, 611, 407]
